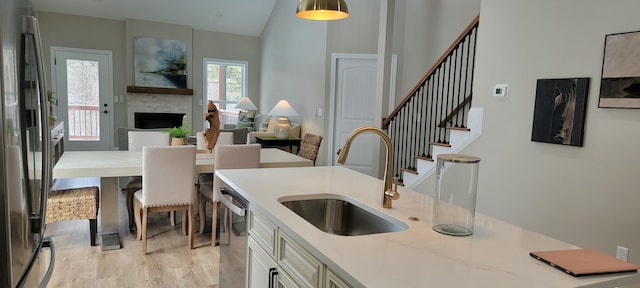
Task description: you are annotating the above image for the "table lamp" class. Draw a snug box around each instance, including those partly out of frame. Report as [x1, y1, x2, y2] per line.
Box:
[235, 96, 257, 111]
[268, 100, 298, 139]
[235, 96, 258, 131]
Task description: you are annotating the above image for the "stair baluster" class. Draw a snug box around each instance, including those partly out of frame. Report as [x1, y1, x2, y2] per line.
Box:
[382, 16, 479, 182]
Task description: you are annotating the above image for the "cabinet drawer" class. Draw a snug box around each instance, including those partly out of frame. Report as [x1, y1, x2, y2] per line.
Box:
[278, 232, 323, 288]
[248, 208, 278, 257]
[325, 269, 352, 288]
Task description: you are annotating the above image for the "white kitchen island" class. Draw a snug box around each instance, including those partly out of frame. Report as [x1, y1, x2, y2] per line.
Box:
[216, 166, 640, 288]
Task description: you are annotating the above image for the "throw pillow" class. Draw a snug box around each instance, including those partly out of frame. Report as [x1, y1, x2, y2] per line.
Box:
[289, 125, 301, 138]
[236, 110, 256, 131]
[259, 116, 272, 132]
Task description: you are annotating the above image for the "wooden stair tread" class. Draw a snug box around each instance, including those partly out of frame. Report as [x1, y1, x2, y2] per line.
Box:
[447, 126, 471, 131]
[430, 142, 451, 148]
[401, 168, 418, 175]
[415, 155, 433, 161]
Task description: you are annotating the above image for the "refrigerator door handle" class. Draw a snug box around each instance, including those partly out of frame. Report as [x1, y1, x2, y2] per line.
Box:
[27, 16, 52, 233]
[15, 237, 55, 288]
[37, 237, 55, 288]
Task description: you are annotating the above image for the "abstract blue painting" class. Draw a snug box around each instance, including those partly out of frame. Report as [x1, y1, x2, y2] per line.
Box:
[134, 37, 187, 88]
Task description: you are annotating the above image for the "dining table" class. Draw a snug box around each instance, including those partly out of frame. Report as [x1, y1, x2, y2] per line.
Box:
[52, 148, 313, 251]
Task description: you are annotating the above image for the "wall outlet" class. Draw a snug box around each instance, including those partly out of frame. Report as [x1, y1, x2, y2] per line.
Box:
[616, 245, 629, 261]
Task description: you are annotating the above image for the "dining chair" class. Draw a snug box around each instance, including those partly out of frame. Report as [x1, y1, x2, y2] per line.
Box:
[215, 132, 234, 151]
[125, 131, 170, 231]
[198, 144, 260, 245]
[133, 145, 196, 254]
[298, 133, 323, 165]
[196, 130, 233, 204]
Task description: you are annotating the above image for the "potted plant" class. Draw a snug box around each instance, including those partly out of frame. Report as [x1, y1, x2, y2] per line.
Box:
[47, 90, 58, 127]
[167, 123, 193, 145]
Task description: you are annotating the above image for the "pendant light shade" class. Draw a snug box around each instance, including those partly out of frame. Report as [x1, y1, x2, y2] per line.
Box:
[296, 0, 349, 21]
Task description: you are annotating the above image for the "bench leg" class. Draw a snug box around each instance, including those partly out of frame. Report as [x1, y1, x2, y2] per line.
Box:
[126, 188, 135, 231]
[89, 219, 97, 246]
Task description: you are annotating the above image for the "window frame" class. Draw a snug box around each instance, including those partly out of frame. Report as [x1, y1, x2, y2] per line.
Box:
[202, 57, 248, 127]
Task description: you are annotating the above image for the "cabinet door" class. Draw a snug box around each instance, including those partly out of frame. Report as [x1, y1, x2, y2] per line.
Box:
[248, 237, 277, 288]
[276, 268, 300, 288]
[249, 208, 278, 257]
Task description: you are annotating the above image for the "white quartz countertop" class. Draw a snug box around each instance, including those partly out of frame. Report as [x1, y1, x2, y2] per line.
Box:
[216, 166, 640, 288]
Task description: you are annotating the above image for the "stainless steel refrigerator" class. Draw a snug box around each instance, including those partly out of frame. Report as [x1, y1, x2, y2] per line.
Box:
[1, 0, 55, 286]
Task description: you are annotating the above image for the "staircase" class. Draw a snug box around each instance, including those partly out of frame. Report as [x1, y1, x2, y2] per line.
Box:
[382, 15, 480, 190]
[399, 107, 483, 189]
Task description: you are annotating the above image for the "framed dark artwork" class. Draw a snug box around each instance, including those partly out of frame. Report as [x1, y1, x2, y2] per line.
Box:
[531, 78, 590, 146]
[134, 37, 187, 89]
[599, 31, 640, 108]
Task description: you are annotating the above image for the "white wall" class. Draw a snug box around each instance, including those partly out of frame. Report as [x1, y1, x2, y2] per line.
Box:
[392, 0, 480, 104]
[260, 0, 328, 163]
[38, 12, 262, 144]
[38, 12, 128, 141]
[192, 29, 261, 130]
[463, 0, 640, 263]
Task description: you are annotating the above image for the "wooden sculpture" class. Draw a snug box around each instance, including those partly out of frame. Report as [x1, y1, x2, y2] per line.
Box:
[203, 100, 221, 150]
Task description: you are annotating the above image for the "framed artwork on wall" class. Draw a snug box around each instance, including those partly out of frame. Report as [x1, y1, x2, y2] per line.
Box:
[599, 30, 640, 108]
[531, 78, 590, 147]
[134, 37, 187, 89]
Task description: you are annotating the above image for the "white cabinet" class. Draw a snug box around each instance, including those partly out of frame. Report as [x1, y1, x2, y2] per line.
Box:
[248, 237, 299, 288]
[248, 208, 356, 288]
[325, 269, 352, 288]
[248, 237, 277, 288]
[278, 232, 323, 287]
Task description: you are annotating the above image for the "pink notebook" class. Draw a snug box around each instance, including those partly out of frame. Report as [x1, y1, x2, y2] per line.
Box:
[530, 248, 639, 277]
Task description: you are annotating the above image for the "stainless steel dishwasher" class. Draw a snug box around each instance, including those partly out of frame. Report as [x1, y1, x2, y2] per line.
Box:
[218, 188, 249, 288]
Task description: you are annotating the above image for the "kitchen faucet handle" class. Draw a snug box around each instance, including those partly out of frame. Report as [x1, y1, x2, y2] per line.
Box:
[385, 177, 400, 200]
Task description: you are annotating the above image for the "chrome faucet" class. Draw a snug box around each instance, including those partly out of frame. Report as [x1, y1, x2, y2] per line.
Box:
[336, 126, 399, 208]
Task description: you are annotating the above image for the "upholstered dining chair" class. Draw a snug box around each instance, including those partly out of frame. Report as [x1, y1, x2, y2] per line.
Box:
[298, 133, 323, 165]
[133, 145, 196, 254]
[125, 131, 170, 231]
[198, 144, 260, 246]
[215, 132, 234, 151]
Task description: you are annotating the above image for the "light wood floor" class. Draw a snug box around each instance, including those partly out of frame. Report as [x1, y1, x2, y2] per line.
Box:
[39, 180, 220, 288]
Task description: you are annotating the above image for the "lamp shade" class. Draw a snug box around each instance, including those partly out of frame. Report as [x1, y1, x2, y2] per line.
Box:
[296, 0, 349, 21]
[268, 100, 298, 117]
[235, 97, 257, 110]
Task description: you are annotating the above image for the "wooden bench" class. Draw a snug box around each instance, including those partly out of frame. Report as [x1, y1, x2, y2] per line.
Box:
[46, 178, 100, 246]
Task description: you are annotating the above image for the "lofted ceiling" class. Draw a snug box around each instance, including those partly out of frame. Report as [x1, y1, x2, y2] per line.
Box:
[31, 0, 278, 36]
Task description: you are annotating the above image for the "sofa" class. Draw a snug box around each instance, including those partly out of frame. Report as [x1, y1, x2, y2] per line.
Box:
[247, 115, 301, 144]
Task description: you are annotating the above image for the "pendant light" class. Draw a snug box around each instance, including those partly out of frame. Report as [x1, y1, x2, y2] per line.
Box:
[296, 0, 349, 21]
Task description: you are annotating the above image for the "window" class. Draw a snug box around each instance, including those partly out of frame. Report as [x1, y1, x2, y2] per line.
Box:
[203, 58, 247, 126]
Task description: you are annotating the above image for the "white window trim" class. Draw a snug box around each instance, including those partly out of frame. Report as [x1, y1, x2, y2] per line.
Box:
[202, 58, 248, 127]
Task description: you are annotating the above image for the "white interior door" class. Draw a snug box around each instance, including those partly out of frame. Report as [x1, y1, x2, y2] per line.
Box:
[52, 47, 113, 151]
[329, 55, 379, 177]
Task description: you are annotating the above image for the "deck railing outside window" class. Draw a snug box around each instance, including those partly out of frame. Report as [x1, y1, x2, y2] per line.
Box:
[67, 104, 99, 141]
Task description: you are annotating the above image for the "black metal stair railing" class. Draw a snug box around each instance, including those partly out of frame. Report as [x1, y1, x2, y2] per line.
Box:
[382, 16, 479, 182]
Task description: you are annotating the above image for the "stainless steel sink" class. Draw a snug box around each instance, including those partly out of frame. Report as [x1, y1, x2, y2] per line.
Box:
[279, 194, 408, 236]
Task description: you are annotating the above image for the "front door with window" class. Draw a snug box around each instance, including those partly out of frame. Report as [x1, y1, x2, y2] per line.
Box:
[52, 47, 113, 151]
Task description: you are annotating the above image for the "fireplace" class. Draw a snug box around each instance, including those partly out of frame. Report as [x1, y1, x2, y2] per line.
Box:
[134, 112, 185, 129]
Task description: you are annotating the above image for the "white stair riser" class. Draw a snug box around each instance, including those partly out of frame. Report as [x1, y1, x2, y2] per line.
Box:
[416, 158, 434, 172]
[401, 108, 483, 189]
